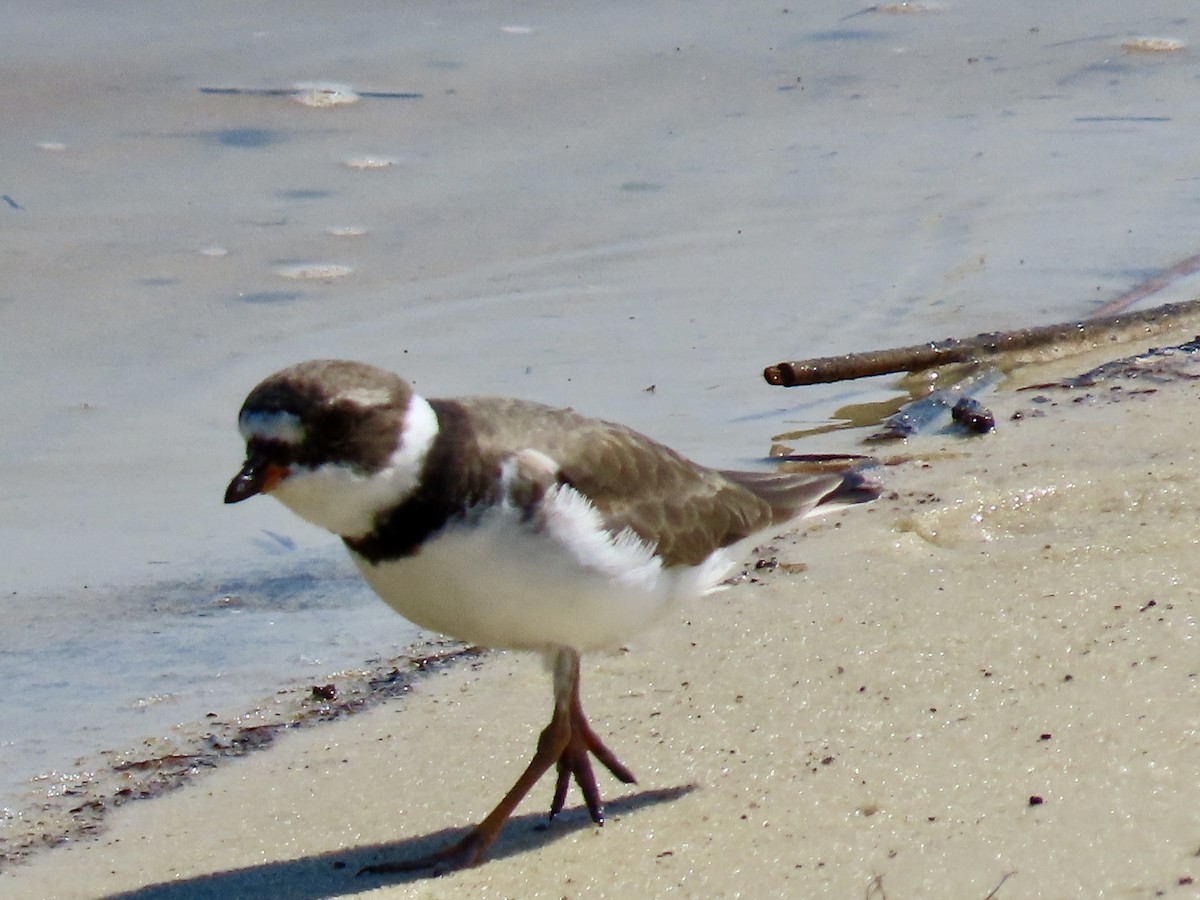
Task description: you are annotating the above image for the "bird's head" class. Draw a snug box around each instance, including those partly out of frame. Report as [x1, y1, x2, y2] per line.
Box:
[225, 359, 439, 538]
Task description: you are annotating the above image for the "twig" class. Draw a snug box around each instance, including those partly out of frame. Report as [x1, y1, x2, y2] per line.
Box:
[1089, 251, 1200, 317]
[763, 297, 1200, 387]
[982, 870, 1017, 900]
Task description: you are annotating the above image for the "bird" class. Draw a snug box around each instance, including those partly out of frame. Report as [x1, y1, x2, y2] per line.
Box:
[224, 359, 877, 873]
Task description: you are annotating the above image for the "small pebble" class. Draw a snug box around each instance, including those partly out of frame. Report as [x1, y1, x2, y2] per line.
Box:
[951, 397, 996, 434]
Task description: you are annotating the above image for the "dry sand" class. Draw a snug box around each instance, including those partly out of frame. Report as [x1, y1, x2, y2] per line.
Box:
[4, 362, 1198, 898]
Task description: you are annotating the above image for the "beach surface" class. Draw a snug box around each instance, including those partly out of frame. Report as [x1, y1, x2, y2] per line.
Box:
[4, 0, 1200, 895]
[5, 366, 1199, 898]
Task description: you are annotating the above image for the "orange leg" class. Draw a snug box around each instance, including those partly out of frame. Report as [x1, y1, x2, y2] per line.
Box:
[551, 660, 636, 821]
[360, 648, 636, 876]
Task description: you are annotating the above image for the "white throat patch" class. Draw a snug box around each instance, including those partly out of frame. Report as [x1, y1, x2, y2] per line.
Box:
[270, 394, 440, 539]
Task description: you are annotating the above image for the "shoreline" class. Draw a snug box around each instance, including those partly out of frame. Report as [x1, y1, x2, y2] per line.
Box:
[4, 363, 1199, 898]
[0, 639, 483, 873]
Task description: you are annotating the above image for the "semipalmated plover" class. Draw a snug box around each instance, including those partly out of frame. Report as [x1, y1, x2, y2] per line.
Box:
[225, 359, 876, 872]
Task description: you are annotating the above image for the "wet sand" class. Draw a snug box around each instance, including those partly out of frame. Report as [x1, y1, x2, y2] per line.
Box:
[4, 367, 1199, 898]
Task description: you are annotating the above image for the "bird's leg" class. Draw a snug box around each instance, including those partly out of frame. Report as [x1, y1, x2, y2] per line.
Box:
[360, 648, 633, 876]
[359, 678, 571, 876]
[549, 651, 637, 822]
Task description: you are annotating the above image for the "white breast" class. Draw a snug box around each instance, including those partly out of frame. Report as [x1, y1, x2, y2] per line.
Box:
[347, 484, 735, 654]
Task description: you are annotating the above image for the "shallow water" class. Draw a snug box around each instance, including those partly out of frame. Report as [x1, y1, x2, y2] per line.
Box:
[2, 0, 1199, 851]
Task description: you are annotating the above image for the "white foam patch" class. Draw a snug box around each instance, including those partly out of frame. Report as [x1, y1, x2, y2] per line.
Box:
[291, 81, 360, 107]
[344, 155, 398, 170]
[275, 262, 353, 280]
[238, 410, 304, 445]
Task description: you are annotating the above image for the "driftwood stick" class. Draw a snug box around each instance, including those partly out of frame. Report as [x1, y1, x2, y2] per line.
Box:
[763, 297, 1200, 387]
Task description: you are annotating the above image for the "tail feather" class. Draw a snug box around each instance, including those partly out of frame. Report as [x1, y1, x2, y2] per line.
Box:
[815, 469, 881, 512]
[720, 468, 880, 525]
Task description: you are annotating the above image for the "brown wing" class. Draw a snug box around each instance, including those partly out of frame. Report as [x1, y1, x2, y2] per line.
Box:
[448, 397, 809, 567]
[553, 427, 779, 567]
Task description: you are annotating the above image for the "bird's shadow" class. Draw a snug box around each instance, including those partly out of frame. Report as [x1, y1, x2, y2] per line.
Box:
[101, 785, 696, 900]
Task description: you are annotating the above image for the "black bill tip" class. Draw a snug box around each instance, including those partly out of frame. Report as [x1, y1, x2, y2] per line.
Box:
[225, 460, 265, 504]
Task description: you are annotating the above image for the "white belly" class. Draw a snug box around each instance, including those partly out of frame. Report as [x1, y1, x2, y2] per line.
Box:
[348, 500, 733, 654]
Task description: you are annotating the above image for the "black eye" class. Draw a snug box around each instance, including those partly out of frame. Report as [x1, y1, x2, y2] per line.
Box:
[249, 437, 294, 465]
[313, 406, 359, 452]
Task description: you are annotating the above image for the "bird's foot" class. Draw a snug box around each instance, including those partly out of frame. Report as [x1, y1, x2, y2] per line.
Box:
[549, 696, 637, 823]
